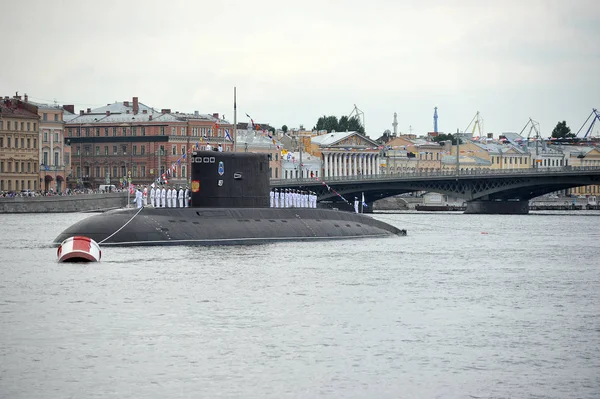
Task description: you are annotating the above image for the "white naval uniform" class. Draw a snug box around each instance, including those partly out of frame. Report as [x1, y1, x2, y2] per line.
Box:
[143, 187, 148, 206]
[270, 190, 274, 207]
[275, 191, 280, 208]
[354, 198, 359, 213]
[166, 188, 172, 208]
[184, 188, 190, 207]
[178, 188, 184, 208]
[150, 187, 155, 207]
[135, 190, 143, 208]
[161, 188, 166, 207]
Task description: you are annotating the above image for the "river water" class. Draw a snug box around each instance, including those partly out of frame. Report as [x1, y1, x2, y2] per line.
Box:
[1, 211, 599, 399]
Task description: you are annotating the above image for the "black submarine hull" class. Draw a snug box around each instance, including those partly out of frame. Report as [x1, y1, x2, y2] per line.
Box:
[54, 207, 405, 247]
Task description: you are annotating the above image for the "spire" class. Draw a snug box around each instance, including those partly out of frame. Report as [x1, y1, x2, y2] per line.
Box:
[434, 107, 438, 133]
[392, 112, 398, 136]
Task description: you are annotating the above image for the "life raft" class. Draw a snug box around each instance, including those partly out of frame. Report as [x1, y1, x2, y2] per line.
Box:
[57, 236, 101, 263]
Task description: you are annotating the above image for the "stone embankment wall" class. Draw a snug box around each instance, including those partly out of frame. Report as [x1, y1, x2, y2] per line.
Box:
[373, 197, 422, 210]
[0, 193, 128, 213]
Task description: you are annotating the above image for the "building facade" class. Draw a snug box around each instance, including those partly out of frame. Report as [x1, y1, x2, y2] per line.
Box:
[64, 97, 233, 189]
[0, 94, 40, 193]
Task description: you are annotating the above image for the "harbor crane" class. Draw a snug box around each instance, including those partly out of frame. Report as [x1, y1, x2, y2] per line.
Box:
[576, 108, 600, 138]
[348, 104, 365, 133]
[518, 117, 541, 140]
[464, 111, 484, 138]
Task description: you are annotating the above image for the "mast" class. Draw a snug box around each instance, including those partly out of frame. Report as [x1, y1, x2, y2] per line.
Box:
[233, 87, 237, 152]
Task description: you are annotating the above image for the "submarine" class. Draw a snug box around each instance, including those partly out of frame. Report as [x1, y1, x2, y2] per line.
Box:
[54, 151, 406, 246]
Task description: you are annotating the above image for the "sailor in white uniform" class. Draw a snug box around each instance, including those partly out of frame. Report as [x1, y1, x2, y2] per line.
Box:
[150, 186, 156, 207]
[270, 190, 274, 207]
[132, 188, 143, 208]
[161, 185, 166, 208]
[178, 186, 184, 208]
[206, 143, 212, 151]
[274, 188, 280, 208]
[166, 186, 172, 208]
[184, 186, 190, 207]
[142, 185, 148, 207]
[354, 197, 359, 213]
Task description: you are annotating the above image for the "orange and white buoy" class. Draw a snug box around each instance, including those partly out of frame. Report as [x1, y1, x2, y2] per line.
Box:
[57, 236, 101, 263]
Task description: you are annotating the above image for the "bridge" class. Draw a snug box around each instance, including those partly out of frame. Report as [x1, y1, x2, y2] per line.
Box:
[270, 167, 600, 214]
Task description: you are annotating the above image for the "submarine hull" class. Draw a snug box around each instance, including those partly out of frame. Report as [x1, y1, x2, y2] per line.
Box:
[54, 207, 404, 247]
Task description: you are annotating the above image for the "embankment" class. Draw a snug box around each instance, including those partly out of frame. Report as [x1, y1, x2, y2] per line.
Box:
[0, 193, 128, 213]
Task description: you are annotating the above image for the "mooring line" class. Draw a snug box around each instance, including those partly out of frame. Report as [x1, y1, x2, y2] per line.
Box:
[99, 207, 144, 244]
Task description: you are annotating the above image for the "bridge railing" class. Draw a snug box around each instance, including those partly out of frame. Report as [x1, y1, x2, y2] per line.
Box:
[270, 165, 600, 185]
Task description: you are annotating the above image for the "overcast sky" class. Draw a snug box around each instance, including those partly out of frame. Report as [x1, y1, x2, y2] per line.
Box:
[3, 0, 599, 138]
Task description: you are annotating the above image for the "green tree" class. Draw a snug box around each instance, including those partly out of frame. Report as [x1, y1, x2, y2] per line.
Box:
[551, 121, 575, 138]
[281, 125, 288, 133]
[431, 133, 459, 145]
[314, 115, 339, 132]
[268, 126, 275, 134]
[313, 114, 364, 134]
[347, 116, 365, 134]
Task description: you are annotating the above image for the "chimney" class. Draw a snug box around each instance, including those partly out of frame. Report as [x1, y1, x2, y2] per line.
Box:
[213, 113, 219, 119]
[142, 109, 147, 114]
[86, 108, 91, 113]
[80, 110, 84, 115]
[63, 104, 74, 114]
[149, 115, 153, 121]
[133, 97, 139, 115]
[24, 93, 28, 102]
[161, 108, 170, 114]
[106, 110, 111, 116]
[124, 100, 129, 107]
[194, 110, 199, 117]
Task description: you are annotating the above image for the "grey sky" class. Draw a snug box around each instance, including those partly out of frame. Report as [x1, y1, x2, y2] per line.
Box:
[3, 0, 599, 138]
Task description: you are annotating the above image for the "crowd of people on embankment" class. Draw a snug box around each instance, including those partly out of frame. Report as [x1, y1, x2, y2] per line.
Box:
[0, 188, 126, 198]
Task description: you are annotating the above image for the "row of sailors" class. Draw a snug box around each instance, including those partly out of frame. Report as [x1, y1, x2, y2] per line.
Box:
[270, 189, 317, 208]
[132, 185, 190, 208]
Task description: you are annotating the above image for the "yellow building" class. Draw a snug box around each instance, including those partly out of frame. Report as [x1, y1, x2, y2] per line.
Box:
[0, 94, 40, 193]
[385, 136, 447, 173]
[567, 147, 600, 196]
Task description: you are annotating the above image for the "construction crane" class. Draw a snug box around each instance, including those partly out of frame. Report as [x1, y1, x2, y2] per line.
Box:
[464, 111, 484, 138]
[348, 104, 365, 133]
[518, 117, 541, 140]
[576, 108, 600, 138]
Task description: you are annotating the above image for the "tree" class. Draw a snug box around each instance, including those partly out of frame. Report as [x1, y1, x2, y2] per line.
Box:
[551, 121, 575, 139]
[313, 114, 365, 134]
[431, 133, 459, 145]
[268, 126, 275, 134]
[281, 125, 288, 133]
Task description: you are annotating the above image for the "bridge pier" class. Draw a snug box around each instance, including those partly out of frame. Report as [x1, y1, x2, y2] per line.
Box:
[464, 200, 529, 215]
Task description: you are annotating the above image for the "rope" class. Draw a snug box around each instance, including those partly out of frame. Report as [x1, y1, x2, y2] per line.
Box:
[99, 206, 144, 244]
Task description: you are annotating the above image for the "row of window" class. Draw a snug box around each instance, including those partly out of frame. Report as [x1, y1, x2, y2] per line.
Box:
[0, 137, 38, 149]
[42, 131, 61, 143]
[0, 120, 37, 132]
[42, 113, 60, 122]
[0, 161, 37, 174]
[75, 164, 187, 180]
[0, 179, 37, 192]
[74, 144, 191, 157]
[66, 126, 227, 138]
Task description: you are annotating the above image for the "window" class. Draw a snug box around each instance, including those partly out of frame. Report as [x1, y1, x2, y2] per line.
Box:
[7, 121, 10, 130]
[95, 128, 100, 137]
[141, 145, 145, 155]
[122, 127, 127, 136]
[8, 138, 11, 147]
[104, 146, 109, 155]
[15, 139, 18, 148]
[76, 127, 81, 137]
[113, 166, 118, 178]
[133, 145, 137, 155]
[54, 114, 58, 121]
[133, 165, 137, 178]
[171, 127, 176, 135]
[54, 152, 59, 166]
[159, 145, 165, 155]
[20, 138, 24, 148]
[76, 146, 80, 156]
[85, 146, 90, 156]
[95, 166, 100, 177]
[43, 152, 48, 165]
[54, 132, 58, 142]
[76, 166, 81, 178]
[113, 127, 117, 136]
[86, 128, 90, 137]
[181, 127, 185, 136]
[104, 128, 108, 136]
[0, 138, 2, 147]
[0, 121, 2, 130]
[43, 113, 48, 121]
[27, 138, 30, 148]
[192, 127, 198, 136]
[8, 162, 12, 172]
[0, 161, 3, 173]
[113, 145, 117, 155]
[95, 146, 100, 156]
[65, 153, 69, 165]
[141, 166, 146, 177]
[132, 126, 137, 136]
[181, 146, 186, 154]
[27, 163, 31, 173]
[122, 145, 127, 155]
[44, 132, 48, 142]
[15, 162, 19, 173]
[160, 126, 165, 135]
[104, 166, 109, 178]
[68, 128, 72, 137]
[33, 123, 36, 131]
[27, 122, 30, 131]
[172, 145, 176, 155]
[20, 122, 24, 130]
[182, 166, 186, 178]
[141, 127, 145, 136]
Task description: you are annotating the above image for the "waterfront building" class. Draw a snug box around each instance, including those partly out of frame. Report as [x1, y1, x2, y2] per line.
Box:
[0, 94, 40, 193]
[309, 131, 381, 178]
[565, 146, 600, 196]
[26, 96, 70, 193]
[385, 136, 447, 174]
[280, 151, 321, 179]
[64, 97, 232, 189]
